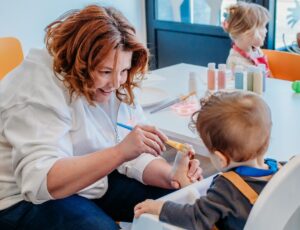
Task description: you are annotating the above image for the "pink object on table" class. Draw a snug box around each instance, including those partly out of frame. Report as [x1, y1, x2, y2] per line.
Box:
[171, 100, 199, 116]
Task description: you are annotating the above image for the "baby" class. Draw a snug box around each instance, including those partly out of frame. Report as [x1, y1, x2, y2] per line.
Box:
[134, 91, 281, 230]
[223, 2, 271, 75]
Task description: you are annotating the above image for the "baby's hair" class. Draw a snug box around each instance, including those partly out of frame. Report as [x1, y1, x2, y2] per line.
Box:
[223, 2, 270, 40]
[190, 91, 272, 162]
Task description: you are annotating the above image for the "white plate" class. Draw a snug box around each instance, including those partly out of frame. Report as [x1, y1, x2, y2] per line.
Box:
[138, 87, 169, 107]
[134, 73, 166, 87]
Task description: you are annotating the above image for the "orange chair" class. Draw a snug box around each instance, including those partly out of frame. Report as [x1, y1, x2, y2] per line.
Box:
[262, 49, 300, 81]
[0, 37, 23, 80]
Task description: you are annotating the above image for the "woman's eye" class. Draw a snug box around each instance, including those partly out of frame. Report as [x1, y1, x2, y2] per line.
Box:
[98, 70, 111, 76]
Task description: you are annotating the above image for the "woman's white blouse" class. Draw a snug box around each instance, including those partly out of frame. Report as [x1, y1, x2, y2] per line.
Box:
[0, 49, 157, 210]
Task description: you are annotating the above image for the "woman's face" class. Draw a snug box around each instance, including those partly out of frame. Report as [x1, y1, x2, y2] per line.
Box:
[93, 49, 133, 103]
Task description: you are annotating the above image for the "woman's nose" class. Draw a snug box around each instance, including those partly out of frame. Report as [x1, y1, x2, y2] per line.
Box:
[112, 72, 121, 89]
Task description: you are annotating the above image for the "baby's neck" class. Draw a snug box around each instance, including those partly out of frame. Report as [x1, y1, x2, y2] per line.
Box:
[234, 40, 252, 53]
[227, 156, 268, 171]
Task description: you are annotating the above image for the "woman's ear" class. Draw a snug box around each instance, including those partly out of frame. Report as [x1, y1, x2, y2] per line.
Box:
[213, 150, 229, 168]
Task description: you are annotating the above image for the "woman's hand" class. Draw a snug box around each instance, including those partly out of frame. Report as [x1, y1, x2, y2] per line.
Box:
[134, 199, 165, 218]
[169, 145, 203, 188]
[115, 124, 168, 161]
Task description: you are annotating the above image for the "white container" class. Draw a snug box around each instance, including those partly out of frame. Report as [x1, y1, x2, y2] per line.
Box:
[189, 71, 198, 96]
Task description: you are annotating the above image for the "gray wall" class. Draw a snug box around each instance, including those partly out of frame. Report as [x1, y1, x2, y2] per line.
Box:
[0, 0, 146, 55]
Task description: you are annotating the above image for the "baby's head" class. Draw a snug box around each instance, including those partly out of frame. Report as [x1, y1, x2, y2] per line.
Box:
[223, 2, 270, 48]
[191, 91, 272, 170]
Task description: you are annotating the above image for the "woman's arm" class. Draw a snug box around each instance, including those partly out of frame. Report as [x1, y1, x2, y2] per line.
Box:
[142, 157, 202, 189]
[142, 158, 174, 188]
[48, 125, 167, 198]
[47, 146, 125, 199]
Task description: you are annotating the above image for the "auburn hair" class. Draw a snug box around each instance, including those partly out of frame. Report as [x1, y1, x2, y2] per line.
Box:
[190, 91, 272, 162]
[45, 5, 149, 105]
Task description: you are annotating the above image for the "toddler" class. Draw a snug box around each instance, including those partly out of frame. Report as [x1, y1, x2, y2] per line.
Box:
[223, 2, 271, 75]
[134, 91, 281, 230]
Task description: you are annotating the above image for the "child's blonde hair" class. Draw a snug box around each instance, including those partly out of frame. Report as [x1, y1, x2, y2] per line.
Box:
[223, 2, 270, 40]
[191, 91, 272, 162]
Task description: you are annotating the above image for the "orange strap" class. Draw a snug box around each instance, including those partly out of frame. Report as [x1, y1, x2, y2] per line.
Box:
[212, 171, 259, 229]
[221, 171, 258, 205]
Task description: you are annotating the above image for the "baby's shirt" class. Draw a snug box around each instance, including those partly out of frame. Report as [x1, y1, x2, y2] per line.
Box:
[159, 174, 267, 230]
[226, 46, 270, 76]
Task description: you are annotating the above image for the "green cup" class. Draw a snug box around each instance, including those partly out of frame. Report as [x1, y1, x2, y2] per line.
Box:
[292, 80, 300, 93]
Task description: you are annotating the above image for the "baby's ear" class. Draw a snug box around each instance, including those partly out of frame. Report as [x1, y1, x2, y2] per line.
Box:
[214, 150, 229, 168]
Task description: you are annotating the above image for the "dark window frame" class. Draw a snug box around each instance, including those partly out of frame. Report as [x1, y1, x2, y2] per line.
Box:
[146, 0, 276, 69]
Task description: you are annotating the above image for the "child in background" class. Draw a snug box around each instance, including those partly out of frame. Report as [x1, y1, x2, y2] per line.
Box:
[223, 2, 271, 75]
[134, 91, 281, 230]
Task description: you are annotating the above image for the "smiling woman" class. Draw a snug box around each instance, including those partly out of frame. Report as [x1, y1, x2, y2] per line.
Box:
[45, 6, 148, 106]
[0, 4, 202, 230]
[92, 49, 132, 103]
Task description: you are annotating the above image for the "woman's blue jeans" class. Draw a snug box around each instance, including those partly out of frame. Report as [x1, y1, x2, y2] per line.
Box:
[0, 170, 173, 230]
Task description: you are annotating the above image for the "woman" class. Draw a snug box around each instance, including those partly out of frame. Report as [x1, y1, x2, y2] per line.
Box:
[0, 5, 202, 229]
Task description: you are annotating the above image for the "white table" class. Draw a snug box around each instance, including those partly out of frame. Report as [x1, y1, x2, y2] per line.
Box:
[142, 63, 300, 161]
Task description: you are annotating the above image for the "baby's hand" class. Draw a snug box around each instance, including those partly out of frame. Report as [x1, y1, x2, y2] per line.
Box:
[134, 199, 165, 218]
[170, 144, 203, 188]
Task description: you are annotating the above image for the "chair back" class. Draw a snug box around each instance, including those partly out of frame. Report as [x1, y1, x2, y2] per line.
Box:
[262, 49, 300, 81]
[0, 37, 23, 80]
[244, 155, 300, 230]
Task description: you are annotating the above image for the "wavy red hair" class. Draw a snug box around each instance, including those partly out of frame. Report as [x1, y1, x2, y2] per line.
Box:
[45, 5, 149, 105]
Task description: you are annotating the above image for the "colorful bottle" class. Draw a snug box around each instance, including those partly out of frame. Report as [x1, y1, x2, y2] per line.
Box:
[207, 63, 216, 91]
[218, 64, 226, 90]
[258, 63, 267, 92]
[189, 71, 198, 96]
[247, 67, 254, 91]
[253, 67, 263, 95]
[234, 65, 244, 90]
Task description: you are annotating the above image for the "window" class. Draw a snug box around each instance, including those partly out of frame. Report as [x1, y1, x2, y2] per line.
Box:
[274, 0, 300, 51]
[146, 0, 298, 69]
[156, 0, 237, 26]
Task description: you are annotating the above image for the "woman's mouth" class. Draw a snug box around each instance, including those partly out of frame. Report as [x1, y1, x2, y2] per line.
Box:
[97, 88, 113, 96]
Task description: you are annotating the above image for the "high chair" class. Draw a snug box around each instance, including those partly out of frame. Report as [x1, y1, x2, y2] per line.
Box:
[132, 175, 214, 230]
[262, 49, 300, 81]
[0, 37, 23, 80]
[244, 154, 300, 230]
[132, 155, 300, 230]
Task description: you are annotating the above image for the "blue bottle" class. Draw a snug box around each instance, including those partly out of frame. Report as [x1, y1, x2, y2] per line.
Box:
[234, 65, 244, 90]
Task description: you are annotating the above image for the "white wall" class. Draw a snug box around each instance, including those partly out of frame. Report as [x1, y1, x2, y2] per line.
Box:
[0, 0, 146, 55]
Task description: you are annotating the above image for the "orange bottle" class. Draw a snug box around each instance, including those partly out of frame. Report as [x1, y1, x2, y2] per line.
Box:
[218, 64, 226, 90]
[207, 63, 216, 91]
